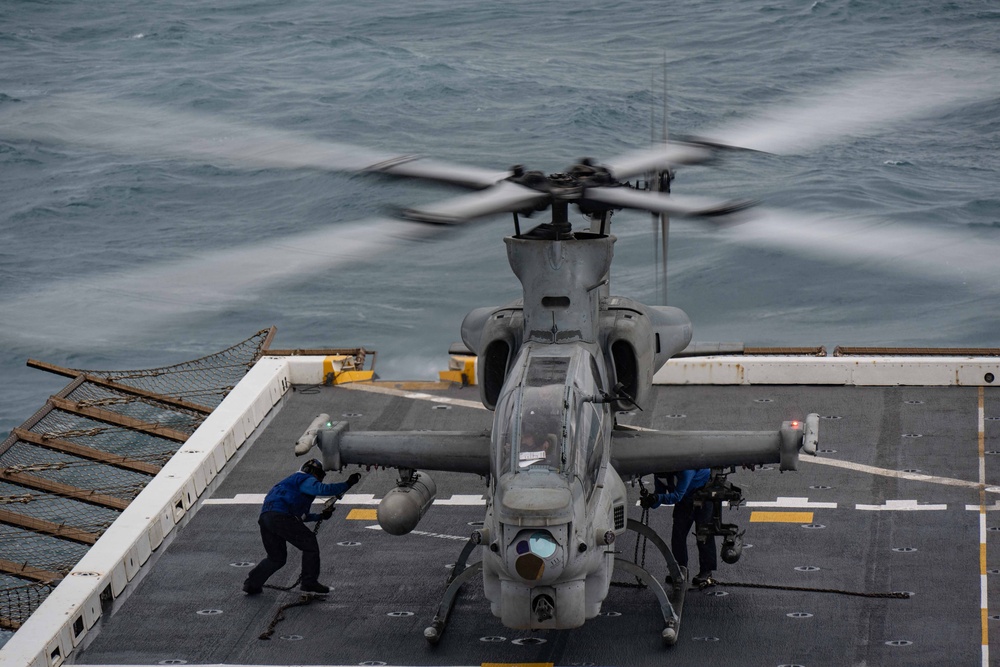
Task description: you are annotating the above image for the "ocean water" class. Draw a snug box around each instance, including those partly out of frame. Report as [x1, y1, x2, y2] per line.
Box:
[1, 0, 999, 437]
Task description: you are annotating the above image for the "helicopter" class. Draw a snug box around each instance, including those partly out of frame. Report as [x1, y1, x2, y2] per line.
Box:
[292, 136, 822, 645]
[4, 54, 991, 647]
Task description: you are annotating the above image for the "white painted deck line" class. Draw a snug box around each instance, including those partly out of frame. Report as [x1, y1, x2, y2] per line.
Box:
[745, 497, 838, 509]
[365, 525, 469, 542]
[204, 494, 487, 506]
[855, 500, 948, 511]
[801, 456, 997, 492]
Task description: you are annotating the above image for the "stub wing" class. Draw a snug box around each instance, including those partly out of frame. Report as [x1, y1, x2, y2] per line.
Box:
[313, 422, 491, 475]
[610, 414, 819, 477]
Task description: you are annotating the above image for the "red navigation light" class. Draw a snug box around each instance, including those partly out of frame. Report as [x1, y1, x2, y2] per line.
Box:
[791, 420, 800, 428]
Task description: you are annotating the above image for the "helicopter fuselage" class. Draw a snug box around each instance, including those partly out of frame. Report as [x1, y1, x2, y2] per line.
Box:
[480, 339, 627, 629]
[460, 230, 691, 628]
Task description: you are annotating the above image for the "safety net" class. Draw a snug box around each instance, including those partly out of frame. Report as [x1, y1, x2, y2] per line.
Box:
[0, 328, 274, 635]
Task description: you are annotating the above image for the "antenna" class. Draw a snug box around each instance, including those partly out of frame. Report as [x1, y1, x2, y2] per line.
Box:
[662, 53, 669, 145]
[657, 54, 670, 305]
[650, 71, 656, 145]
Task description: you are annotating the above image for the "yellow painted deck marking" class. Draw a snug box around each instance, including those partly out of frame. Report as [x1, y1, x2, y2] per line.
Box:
[749, 511, 813, 523]
[346, 508, 378, 521]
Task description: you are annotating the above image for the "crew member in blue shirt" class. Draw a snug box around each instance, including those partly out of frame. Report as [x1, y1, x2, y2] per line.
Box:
[641, 468, 717, 586]
[243, 459, 361, 595]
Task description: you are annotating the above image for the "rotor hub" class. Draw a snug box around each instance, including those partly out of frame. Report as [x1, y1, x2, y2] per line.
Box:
[509, 160, 621, 200]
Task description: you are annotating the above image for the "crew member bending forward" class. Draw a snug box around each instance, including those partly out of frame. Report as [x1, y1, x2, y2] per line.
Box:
[642, 469, 717, 587]
[243, 459, 361, 595]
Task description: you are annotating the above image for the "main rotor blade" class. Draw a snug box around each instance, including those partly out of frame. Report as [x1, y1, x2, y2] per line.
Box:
[0, 217, 441, 347]
[583, 186, 754, 219]
[602, 141, 715, 181]
[706, 52, 1000, 155]
[402, 180, 550, 224]
[0, 94, 508, 189]
[365, 156, 510, 190]
[730, 208, 1000, 291]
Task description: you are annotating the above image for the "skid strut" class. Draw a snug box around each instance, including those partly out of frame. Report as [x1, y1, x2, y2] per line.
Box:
[616, 518, 687, 645]
[424, 538, 481, 645]
[425, 522, 687, 645]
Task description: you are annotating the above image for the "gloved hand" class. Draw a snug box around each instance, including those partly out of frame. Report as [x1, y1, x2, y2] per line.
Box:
[653, 476, 668, 495]
[640, 493, 663, 510]
[319, 506, 334, 520]
[347, 472, 362, 487]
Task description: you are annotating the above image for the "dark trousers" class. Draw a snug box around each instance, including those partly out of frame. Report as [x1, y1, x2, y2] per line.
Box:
[245, 511, 321, 587]
[671, 495, 718, 574]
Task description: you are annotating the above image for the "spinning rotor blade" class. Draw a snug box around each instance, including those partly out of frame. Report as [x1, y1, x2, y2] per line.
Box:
[707, 52, 1000, 155]
[730, 208, 1000, 291]
[0, 94, 509, 190]
[366, 156, 510, 190]
[0, 217, 442, 346]
[401, 180, 550, 224]
[601, 52, 999, 178]
[583, 186, 754, 219]
[602, 141, 715, 181]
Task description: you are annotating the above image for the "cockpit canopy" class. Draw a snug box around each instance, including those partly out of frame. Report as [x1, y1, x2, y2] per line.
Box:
[516, 359, 566, 471]
[494, 346, 607, 489]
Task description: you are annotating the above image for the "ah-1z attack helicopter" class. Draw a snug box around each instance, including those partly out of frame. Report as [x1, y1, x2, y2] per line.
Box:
[1, 51, 988, 649]
[295, 137, 821, 645]
[9, 56, 986, 646]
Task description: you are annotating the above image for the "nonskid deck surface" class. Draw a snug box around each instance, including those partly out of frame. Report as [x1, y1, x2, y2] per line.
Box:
[75, 382, 1000, 666]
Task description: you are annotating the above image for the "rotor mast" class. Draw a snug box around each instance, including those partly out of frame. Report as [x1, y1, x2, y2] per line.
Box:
[505, 232, 614, 346]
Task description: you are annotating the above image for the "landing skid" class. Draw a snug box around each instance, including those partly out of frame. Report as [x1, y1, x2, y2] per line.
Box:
[615, 518, 687, 645]
[424, 538, 481, 645]
[423, 521, 687, 646]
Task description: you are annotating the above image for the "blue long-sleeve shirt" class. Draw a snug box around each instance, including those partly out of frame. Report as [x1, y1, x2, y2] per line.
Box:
[651, 469, 711, 508]
[260, 471, 351, 521]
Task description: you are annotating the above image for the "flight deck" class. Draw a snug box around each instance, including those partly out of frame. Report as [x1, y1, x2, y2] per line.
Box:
[69, 379, 999, 667]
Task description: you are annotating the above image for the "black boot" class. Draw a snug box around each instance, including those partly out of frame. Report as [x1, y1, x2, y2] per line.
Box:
[301, 581, 330, 594]
[692, 571, 714, 587]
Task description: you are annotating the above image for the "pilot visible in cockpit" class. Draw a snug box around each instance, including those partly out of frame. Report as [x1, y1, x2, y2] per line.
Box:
[518, 431, 558, 468]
